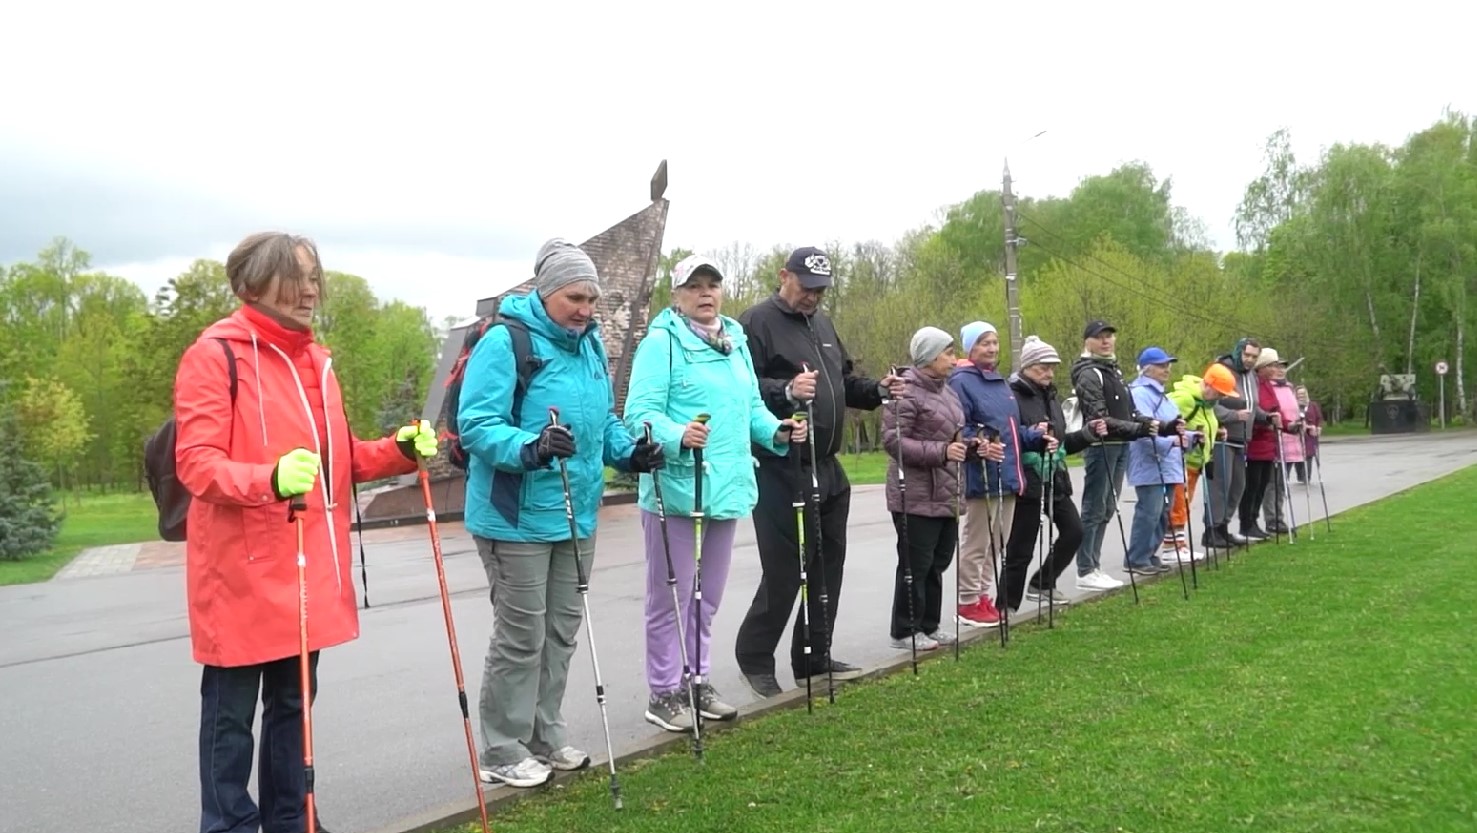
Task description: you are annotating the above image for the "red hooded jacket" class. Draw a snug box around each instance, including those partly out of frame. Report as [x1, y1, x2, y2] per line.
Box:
[1247, 375, 1291, 462]
[174, 306, 416, 667]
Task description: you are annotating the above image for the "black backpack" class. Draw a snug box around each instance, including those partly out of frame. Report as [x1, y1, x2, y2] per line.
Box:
[144, 338, 237, 542]
[442, 311, 544, 471]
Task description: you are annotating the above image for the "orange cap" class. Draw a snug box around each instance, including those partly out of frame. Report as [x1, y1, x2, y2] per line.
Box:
[1203, 363, 1237, 396]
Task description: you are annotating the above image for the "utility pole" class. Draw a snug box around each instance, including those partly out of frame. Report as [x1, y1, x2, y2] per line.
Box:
[1002, 160, 1024, 369]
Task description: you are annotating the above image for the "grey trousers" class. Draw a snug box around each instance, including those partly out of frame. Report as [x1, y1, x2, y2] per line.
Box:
[473, 534, 594, 767]
[1207, 442, 1246, 527]
[1263, 466, 1289, 528]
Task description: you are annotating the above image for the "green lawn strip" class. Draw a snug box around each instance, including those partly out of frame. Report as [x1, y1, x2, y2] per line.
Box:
[440, 467, 1477, 833]
[0, 491, 159, 586]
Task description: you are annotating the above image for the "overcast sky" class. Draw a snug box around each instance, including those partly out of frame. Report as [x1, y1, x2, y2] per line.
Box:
[2, 1, 1473, 325]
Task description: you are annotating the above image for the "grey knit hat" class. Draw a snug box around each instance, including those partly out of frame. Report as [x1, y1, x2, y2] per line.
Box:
[1018, 335, 1060, 368]
[909, 326, 954, 367]
[533, 238, 600, 300]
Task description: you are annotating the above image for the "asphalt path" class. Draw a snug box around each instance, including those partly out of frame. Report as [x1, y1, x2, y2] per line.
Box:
[1, 432, 1472, 833]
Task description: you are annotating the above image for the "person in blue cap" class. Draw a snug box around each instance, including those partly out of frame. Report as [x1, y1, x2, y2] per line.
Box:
[1123, 346, 1189, 575]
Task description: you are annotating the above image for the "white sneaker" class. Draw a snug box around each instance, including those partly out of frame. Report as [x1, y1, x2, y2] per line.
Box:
[480, 756, 554, 788]
[891, 633, 940, 651]
[537, 745, 591, 772]
[1077, 570, 1122, 591]
[926, 629, 957, 646]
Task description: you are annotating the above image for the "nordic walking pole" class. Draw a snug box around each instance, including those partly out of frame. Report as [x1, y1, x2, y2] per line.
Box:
[548, 407, 622, 810]
[689, 414, 712, 748]
[1149, 419, 1190, 601]
[1272, 414, 1292, 545]
[983, 426, 1009, 648]
[1314, 447, 1331, 532]
[1281, 417, 1300, 542]
[1041, 424, 1056, 629]
[415, 455, 492, 833]
[800, 363, 836, 702]
[289, 494, 318, 833]
[952, 428, 968, 661]
[1181, 434, 1199, 590]
[1104, 454, 1139, 605]
[788, 411, 814, 714]
[1297, 416, 1315, 540]
[644, 422, 702, 760]
[886, 365, 918, 675]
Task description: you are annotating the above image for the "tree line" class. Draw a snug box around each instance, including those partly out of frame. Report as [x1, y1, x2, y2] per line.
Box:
[3, 110, 1471, 494]
[0, 243, 438, 493]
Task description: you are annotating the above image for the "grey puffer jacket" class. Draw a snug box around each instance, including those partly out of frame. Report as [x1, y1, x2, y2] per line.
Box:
[882, 366, 966, 518]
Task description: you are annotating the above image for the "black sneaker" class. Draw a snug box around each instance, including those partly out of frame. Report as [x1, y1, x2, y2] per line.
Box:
[741, 671, 783, 699]
[798, 658, 867, 685]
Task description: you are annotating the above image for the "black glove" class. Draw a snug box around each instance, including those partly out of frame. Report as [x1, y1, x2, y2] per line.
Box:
[524, 424, 576, 468]
[1203, 460, 1216, 481]
[629, 438, 665, 473]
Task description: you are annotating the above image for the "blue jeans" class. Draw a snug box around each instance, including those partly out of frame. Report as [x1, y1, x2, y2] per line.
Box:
[1126, 485, 1170, 569]
[1076, 443, 1129, 576]
[199, 652, 320, 833]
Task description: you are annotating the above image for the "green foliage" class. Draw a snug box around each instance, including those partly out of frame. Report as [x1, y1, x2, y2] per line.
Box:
[0, 242, 439, 491]
[0, 402, 61, 561]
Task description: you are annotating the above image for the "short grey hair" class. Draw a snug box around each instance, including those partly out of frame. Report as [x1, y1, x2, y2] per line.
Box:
[226, 232, 325, 303]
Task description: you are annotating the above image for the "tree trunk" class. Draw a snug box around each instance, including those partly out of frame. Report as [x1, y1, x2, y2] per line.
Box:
[1457, 321, 1467, 417]
[1405, 254, 1422, 375]
[1365, 290, 1381, 341]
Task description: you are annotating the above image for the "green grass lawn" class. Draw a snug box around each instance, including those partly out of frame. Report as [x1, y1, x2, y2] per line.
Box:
[439, 464, 1477, 833]
[0, 491, 159, 586]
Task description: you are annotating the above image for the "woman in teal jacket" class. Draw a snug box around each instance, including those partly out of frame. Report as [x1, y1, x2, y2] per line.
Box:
[623, 254, 805, 734]
[458, 239, 662, 789]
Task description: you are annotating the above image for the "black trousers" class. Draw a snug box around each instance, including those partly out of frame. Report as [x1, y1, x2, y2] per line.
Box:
[1241, 459, 1276, 530]
[736, 458, 850, 679]
[890, 513, 957, 639]
[998, 491, 1084, 612]
[199, 652, 320, 833]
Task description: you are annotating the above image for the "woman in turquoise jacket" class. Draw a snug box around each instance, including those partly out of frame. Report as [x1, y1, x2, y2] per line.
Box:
[458, 239, 662, 789]
[623, 254, 805, 734]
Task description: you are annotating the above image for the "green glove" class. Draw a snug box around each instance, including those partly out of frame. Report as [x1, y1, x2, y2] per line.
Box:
[396, 420, 439, 458]
[273, 448, 321, 498]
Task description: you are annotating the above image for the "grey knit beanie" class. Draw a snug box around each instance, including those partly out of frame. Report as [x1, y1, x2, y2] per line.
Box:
[909, 326, 954, 367]
[1018, 335, 1060, 368]
[533, 238, 600, 300]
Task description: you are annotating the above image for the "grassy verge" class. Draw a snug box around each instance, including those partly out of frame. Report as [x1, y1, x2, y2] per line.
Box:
[0, 491, 158, 586]
[439, 465, 1477, 833]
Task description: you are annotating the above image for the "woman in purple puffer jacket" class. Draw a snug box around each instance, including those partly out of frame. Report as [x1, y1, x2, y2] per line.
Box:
[883, 326, 968, 652]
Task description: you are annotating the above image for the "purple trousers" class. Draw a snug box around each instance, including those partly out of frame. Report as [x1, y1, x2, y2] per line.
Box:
[641, 510, 736, 696]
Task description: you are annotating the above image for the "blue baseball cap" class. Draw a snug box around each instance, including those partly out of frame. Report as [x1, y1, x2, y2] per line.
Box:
[784, 246, 833, 289]
[1137, 346, 1177, 367]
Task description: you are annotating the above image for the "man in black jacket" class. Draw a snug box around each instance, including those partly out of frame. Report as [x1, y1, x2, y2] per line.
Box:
[1070, 320, 1156, 591]
[734, 246, 903, 697]
[1206, 337, 1266, 546]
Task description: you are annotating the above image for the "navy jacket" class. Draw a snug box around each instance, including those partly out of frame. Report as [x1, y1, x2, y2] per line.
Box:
[947, 360, 1033, 499]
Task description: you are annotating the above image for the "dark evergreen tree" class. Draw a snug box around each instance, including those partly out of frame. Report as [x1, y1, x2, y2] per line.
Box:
[0, 401, 62, 560]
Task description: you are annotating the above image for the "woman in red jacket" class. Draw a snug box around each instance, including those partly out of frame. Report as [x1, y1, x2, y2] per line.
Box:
[1238, 347, 1300, 539]
[173, 232, 437, 833]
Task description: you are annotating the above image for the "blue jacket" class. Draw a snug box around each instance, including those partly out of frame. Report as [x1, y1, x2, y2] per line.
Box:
[947, 361, 1028, 498]
[1127, 375, 1184, 487]
[622, 308, 786, 520]
[457, 292, 638, 542]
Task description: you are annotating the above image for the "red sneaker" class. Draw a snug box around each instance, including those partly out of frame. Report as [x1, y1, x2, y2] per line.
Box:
[956, 599, 1002, 628]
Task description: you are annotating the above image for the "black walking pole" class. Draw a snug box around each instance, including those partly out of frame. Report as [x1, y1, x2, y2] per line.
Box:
[886, 365, 919, 675]
[788, 412, 814, 715]
[983, 426, 1009, 648]
[689, 414, 712, 746]
[800, 363, 836, 704]
[1041, 424, 1057, 629]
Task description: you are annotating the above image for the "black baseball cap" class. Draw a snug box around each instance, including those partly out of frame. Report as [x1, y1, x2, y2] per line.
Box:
[1083, 319, 1116, 339]
[784, 246, 833, 289]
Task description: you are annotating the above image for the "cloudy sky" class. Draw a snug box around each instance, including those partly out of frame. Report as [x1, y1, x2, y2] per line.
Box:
[2, 1, 1473, 325]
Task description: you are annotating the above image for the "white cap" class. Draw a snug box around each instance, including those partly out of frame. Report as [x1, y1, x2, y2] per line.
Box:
[672, 254, 724, 290]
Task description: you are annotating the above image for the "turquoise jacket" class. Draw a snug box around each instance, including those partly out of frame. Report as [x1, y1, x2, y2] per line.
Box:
[458, 292, 637, 542]
[622, 307, 786, 520]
